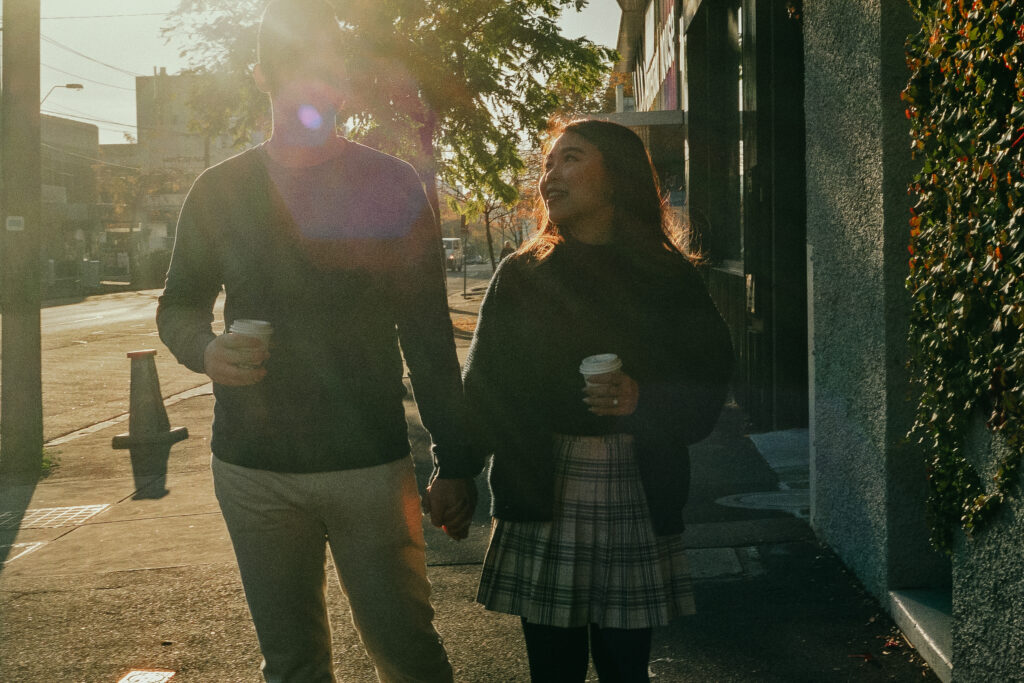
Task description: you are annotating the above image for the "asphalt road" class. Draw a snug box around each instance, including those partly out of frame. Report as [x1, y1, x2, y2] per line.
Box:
[0, 262, 495, 444]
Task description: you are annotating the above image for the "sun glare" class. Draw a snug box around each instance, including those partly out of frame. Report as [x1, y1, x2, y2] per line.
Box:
[298, 104, 324, 130]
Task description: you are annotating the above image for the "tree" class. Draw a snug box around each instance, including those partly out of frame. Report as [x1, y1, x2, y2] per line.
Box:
[95, 160, 198, 286]
[438, 63, 616, 269]
[163, 0, 614, 215]
[443, 181, 505, 269]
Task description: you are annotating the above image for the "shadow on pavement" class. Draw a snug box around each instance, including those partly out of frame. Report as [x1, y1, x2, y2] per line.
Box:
[0, 473, 39, 575]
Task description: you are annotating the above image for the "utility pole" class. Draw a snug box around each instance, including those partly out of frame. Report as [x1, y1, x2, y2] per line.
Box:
[0, 0, 43, 477]
[461, 213, 467, 298]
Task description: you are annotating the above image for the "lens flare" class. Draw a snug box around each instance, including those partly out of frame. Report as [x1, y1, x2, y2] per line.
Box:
[298, 105, 323, 130]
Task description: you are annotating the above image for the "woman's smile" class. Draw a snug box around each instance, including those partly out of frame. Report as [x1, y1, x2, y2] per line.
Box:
[539, 132, 615, 243]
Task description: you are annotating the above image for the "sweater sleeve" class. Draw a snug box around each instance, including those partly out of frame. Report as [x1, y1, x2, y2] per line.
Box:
[463, 258, 549, 454]
[630, 261, 735, 446]
[393, 189, 483, 480]
[461, 262, 510, 456]
[156, 176, 222, 374]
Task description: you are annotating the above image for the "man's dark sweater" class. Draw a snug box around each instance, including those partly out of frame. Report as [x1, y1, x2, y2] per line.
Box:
[157, 141, 478, 477]
[463, 239, 734, 534]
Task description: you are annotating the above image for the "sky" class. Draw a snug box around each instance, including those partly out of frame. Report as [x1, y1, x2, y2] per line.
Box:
[29, 0, 622, 146]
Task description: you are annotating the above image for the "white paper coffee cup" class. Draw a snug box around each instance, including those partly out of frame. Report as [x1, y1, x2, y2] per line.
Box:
[229, 319, 273, 348]
[579, 353, 622, 384]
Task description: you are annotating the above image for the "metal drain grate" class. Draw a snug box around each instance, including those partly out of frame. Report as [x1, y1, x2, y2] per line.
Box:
[0, 504, 110, 529]
[117, 672, 176, 683]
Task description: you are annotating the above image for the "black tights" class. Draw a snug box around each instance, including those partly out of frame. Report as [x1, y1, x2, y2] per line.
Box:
[520, 618, 652, 683]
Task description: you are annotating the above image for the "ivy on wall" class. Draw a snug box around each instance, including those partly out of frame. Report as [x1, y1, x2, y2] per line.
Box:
[903, 0, 1024, 552]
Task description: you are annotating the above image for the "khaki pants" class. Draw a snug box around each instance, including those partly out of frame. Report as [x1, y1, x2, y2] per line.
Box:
[212, 455, 454, 683]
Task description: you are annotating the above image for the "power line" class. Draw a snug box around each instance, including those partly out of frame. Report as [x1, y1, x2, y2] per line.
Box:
[1, 12, 210, 22]
[41, 33, 146, 78]
[42, 142, 141, 171]
[45, 101, 128, 122]
[42, 108, 136, 130]
[40, 13, 173, 20]
[41, 109, 210, 139]
[42, 62, 135, 91]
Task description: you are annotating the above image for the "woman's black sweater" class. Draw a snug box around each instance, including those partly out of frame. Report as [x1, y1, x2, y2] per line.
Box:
[463, 238, 734, 535]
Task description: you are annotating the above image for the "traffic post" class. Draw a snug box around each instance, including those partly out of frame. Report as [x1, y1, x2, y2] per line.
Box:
[0, 0, 44, 478]
[461, 213, 468, 298]
[112, 350, 188, 498]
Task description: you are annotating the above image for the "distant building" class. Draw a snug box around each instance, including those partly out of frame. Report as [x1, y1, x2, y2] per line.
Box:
[136, 67, 241, 175]
[40, 114, 101, 292]
[95, 67, 261, 286]
[95, 143, 142, 283]
[602, 2, 1024, 680]
[134, 68, 249, 268]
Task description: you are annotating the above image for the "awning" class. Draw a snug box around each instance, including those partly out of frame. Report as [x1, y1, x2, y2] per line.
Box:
[586, 110, 686, 166]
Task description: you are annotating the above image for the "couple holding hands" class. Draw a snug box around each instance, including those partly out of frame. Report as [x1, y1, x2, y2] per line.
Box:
[157, 1, 732, 681]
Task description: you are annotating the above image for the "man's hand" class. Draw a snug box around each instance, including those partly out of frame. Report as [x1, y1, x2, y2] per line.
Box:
[204, 334, 269, 386]
[425, 477, 477, 541]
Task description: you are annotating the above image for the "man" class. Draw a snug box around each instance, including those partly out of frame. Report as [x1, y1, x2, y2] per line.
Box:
[499, 240, 516, 260]
[156, 1, 479, 680]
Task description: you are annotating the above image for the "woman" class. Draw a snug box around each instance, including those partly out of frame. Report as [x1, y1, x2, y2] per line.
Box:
[464, 120, 734, 682]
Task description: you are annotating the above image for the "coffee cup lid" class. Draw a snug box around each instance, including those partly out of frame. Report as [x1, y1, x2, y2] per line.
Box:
[579, 353, 622, 375]
[230, 319, 273, 337]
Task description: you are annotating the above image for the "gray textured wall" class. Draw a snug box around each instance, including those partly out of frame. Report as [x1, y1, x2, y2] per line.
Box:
[805, 0, 891, 599]
[953, 418, 1024, 680]
[804, 0, 945, 600]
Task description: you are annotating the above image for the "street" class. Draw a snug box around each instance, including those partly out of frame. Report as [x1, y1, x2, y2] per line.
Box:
[0, 262, 495, 444]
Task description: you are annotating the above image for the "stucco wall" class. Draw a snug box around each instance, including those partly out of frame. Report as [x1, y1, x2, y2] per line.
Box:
[805, 0, 890, 598]
[952, 418, 1024, 680]
[804, 0, 943, 600]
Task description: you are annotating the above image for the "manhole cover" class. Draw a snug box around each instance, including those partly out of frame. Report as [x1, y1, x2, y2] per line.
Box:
[0, 504, 110, 529]
[716, 490, 809, 512]
[117, 672, 175, 683]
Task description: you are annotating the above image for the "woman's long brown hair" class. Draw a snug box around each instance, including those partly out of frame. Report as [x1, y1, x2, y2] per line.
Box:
[520, 119, 688, 263]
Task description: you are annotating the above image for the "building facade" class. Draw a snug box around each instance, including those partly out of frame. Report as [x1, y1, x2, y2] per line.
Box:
[605, 0, 808, 432]
[96, 68, 253, 287]
[134, 69, 243, 278]
[135, 67, 240, 175]
[608, 1, 1022, 680]
[40, 114, 101, 294]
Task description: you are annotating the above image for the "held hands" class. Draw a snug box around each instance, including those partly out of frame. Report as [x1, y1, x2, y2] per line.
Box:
[583, 370, 639, 417]
[203, 333, 270, 386]
[424, 477, 477, 541]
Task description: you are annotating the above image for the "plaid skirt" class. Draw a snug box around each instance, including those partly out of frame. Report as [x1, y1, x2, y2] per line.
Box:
[476, 433, 695, 629]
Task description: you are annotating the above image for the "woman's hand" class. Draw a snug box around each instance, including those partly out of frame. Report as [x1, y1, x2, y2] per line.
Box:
[204, 334, 269, 386]
[425, 477, 478, 541]
[583, 370, 639, 416]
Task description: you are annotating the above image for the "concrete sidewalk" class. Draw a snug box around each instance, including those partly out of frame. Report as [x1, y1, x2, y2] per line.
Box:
[0, 283, 937, 682]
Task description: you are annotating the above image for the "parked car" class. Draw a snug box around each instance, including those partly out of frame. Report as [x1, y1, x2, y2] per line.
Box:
[442, 237, 465, 271]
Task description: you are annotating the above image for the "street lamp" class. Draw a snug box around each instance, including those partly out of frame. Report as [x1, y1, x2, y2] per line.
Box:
[40, 82, 83, 106]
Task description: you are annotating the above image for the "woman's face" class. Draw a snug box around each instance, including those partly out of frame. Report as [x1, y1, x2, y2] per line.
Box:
[539, 132, 615, 242]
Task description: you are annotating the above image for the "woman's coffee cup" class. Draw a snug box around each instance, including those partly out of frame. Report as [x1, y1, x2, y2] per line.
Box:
[579, 353, 622, 386]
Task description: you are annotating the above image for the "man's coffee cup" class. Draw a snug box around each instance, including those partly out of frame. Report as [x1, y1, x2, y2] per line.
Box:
[579, 353, 622, 386]
[229, 319, 273, 368]
[230, 319, 273, 346]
